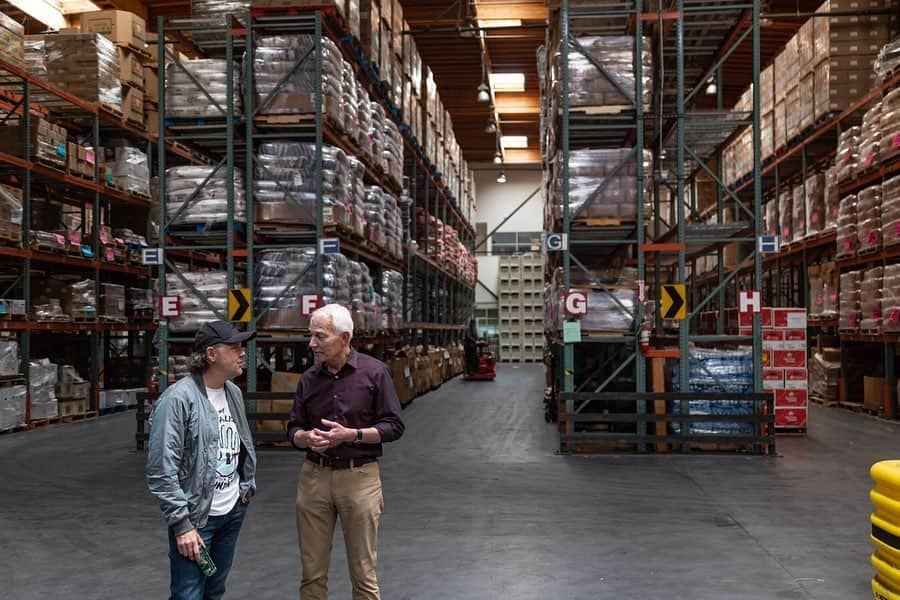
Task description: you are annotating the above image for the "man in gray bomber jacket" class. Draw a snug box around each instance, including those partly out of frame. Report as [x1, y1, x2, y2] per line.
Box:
[147, 320, 258, 600]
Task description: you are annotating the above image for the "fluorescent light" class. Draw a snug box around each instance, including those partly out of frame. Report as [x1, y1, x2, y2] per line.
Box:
[477, 19, 522, 29]
[500, 135, 528, 149]
[489, 72, 525, 93]
[7, 0, 66, 29]
[60, 0, 102, 14]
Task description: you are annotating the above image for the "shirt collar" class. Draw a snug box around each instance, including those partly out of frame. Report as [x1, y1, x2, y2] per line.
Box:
[318, 348, 358, 376]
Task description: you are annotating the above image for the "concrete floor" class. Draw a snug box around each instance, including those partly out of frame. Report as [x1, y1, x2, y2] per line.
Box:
[1, 363, 897, 599]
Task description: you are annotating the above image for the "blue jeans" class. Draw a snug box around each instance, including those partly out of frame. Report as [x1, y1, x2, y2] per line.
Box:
[168, 499, 247, 600]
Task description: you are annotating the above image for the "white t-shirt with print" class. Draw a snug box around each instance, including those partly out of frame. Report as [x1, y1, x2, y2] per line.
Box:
[206, 386, 242, 516]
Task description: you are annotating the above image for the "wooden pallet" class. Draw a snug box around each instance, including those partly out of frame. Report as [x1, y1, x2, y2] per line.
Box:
[857, 246, 881, 257]
[0, 230, 21, 247]
[838, 400, 880, 416]
[99, 102, 124, 118]
[115, 41, 152, 60]
[66, 168, 95, 182]
[809, 394, 838, 407]
[35, 158, 67, 173]
[860, 328, 883, 336]
[838, 327, 859, 335]
[571, 217, 639, 227]
[127, 117, 148, 132]
[0, 423, 28, 435]
[0, 375, 25, 387]
[70, 312, 97, 322]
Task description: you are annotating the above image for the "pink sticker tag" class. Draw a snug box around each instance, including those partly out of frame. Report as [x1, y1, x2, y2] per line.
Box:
[85, 150, 95, 165]
[844, 236, 852, 249]
[830, 291, 838, 303]
[893, 134, 900, 150]
[105, 247, 115, 261]
[100, 229, 109, 244]
[865, 154, 875, 167]
[114, 237, 124, 245]
[54, 233, 65, 246]
[850, 314, 858, 326]
[783, 227, 791, 238]
[895, 222, 900, 237]
[812, 212, 820, 224]
[868, 230, 877, 245]
[892, 310, 900, 324]
[70, 231, 81, 246]
[875, 309, 883, 319]
[843, 154, 852, 164]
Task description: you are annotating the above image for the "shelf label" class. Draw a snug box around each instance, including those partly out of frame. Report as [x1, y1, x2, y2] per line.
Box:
[105, 247, 115, 261]
[85, 150, 95, 165]
[739, 290, 762, 315]
[81, 245, 93, 258]
[319, 238, 340, 255]
[893, 134, 900, 150]
[300, 293, 322, 317]
[563, 290, 588, 316]
[141, 247, 163, 265]
[54, 233, 66, 247]
[159, 295, 181, 318]
[545, 233, 568, 252]
[563, 320, 582, 343]
[661, 284, 687, 320]
[758, 235, 780, 254]
[56, 144, 66, 157]
[293, 173, 303, 187]
[228, 288, 252, 322]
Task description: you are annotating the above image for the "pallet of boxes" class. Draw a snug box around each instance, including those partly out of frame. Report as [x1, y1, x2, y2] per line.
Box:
[55, 365, 92, 418]
[0, 339, 26, 432]
[81, 9, 148, 128]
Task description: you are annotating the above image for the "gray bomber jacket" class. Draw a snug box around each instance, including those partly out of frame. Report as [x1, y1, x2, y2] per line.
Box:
[146, 374, 257, 535]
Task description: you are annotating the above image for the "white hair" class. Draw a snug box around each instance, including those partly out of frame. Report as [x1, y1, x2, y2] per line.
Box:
[310, 303, 354, 339]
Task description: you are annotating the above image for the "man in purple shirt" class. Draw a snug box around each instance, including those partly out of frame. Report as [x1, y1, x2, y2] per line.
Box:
[287, 303, 404, 600]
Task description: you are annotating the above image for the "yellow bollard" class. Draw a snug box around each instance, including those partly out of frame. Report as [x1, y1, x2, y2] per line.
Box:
[871, 461, 900, 599]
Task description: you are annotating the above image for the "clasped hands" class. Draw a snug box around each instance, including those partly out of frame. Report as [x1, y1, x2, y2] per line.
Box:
[295, 419, 355, 454]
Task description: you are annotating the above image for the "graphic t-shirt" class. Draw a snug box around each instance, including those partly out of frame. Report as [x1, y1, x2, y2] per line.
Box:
[206, 386, 241, 516]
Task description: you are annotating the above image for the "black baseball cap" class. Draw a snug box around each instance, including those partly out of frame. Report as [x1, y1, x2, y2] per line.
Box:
[193, 320, 256, 352]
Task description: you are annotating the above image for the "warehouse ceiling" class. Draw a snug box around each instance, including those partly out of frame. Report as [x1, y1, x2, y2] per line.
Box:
[52, 0, 832, 165]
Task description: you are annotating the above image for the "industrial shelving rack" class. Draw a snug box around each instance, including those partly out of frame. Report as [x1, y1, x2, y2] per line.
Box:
[0, 54, 205, 424]
[547, 0, 770, 453]
[153, 8, 476, 396]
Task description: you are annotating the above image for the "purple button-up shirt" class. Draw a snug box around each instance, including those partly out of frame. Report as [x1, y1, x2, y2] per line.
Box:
[287, 349, 405, 459]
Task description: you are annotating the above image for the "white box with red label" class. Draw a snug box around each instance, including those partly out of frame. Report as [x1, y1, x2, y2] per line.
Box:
[782, 329, 807, 351]
[774, 349, 807, 368]
[763, 368, 785, 390]
[774, 308, 807, 329]
[784, 368, 808, 390]
[762, 330, 785, 350]
[739, 307, 774, 328]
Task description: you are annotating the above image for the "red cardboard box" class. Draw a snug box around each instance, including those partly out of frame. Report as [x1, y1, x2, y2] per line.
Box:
[763, 368, 785, 390]
[784, 368, 808, 390]
[739, 307, 774, 328]
[774, 308, 807, 329]
[783, 329, 807, 350]
[775, 407, 808, 428]
[776, 388, 808, 407]
[774, 349, 807, 368]
[763, 330, 785, 350]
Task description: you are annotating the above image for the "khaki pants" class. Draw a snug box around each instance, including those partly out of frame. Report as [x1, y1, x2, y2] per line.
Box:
[296, 459, 384, 600]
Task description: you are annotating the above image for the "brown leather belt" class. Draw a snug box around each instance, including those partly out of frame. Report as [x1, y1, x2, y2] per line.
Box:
[306, 455, 377, 470]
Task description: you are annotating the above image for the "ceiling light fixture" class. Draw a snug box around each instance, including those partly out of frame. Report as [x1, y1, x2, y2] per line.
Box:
[497, 170, 507, 184]
[493, 151, 503, 165]
[477, 82, 491, 103]
[485, 117, 497, 134]
[705, 78, 717, 95]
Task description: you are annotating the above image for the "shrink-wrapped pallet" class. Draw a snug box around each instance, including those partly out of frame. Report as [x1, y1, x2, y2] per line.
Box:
[881, 87, 900, 162]
[835, 194, 858, 259]
[824, 165, 839, 232]
[778, 187, 793, 244]
[859, 267, 884, 332]
[835, 126, 860, 183]
[552, 148, 651, 220]
[0, 384, 25, 431]
[858, 102, 882, 171]
[166, 59, 241, 118]
[792, 184, 806, 241]
[29, 358, 58, 420]
[857, 184, 883, 254]
[165, 271, 244, 332]
[839, 269, 862, 331]
[805, 172, 826, 237]
[883, 175, 900, 247]
[25, 33, 121, 110]
[882, 263, 900, 333]
[166, 165, 246, 226]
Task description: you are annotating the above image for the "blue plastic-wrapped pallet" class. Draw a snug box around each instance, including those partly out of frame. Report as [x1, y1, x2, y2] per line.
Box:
[671, 347, 755, 435]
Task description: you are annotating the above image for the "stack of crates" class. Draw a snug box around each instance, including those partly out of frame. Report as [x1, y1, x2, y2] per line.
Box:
[499, 254, 544, 362]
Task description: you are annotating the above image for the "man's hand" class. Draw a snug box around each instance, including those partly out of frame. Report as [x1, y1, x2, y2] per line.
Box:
[294, 429, 331, 454]
[320, 419, 355, 447]
[176, 529, 204, 562]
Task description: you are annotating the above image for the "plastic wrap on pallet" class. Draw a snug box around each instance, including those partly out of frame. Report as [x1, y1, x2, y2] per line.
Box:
[165, 270, 244, 332]
[858, 184, 883, 253]
[875, 38, 900, 84]
[255, 247, 317, 331]
[883, 175, 900, 247]
[835, 126, 860, 183]
[166, 165, 246, 225]
[804, 172, 826, 237]
[553, 148, 651, 220]
[27, 33, 121, 110]
[554, 36, 653, 110]
[764, 200, 778, 237]
[0, 183, 22, 238]
[579, 289, 635, 332]
[189, 0, 250, 48]
[166, 59, 241, 118]
[370, 102, 388, 173]
[860, 267, 885, 331]
[250, 35, 342, 123]
[809, 353, 840, 401]
[355, 80, 374, 160]
[670, 346, 755, 435]
[792, 184, 806, 241]
[839, 269, 862, 331]
[379, 270, 403, 330]
[824, 165, 839, 232]
[340, 59, 357, 134]
[882, 88, 900, 160]
[364, 186, 389, 249]
[254, 142, 349, 227]
[836, 194, 858, 259]
[63, 279, 96, 317]
[859, 102, 883, 170]
[0, 338, 18, 376]
[29, 358, 58, 420]
[105, 144, 150, 197]
[383, 119, 403, 189]
[883, 264, 900, 333]
[347, 157, 366, 236]
[778, 187, 793, 244]
[0, 384, 25, 431]
[126, 287, 153, 315]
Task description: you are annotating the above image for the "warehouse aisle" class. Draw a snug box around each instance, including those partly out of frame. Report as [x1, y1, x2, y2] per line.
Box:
[1, 364, 897, 599]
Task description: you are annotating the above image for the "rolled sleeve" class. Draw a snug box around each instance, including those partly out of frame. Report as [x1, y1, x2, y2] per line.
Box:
[373, 366, 405, 443]
[286, 376, 308, 450]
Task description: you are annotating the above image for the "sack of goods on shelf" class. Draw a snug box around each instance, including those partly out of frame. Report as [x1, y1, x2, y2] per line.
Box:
[835, 193, 858, 258]
[24, 33, 121, 111]
[824, 165, 840, 232]
[56, 365, 89, 401]
[779, 187, 794, 244]
[166, 59, 241, 118]
[764, 200, 777, 238]
[835, 126, 860, 183]
[671, 347, 755, 435]
[550, 36, 653, 111]
[255, 142, 350, 228]
[0, 338, 18, 376]
[250, 35, 342, 123]
[383, 119, 403, 189]
[882, 264, 900, 333]
[546, 266, 636, 333]
[165, 270, 243, 332]
[804, 172, 827, 237]
[341, 60, 357, 136]
[379, 270, 404, 331]
[883, 176, 900, 247]
[551, 148, 652, 221]
[839, 269, 862, 331]
[126, 287, 154, 316]
[364, 187, 402, 259]
[105, 143, 150, 197]
[882, 87, 900, 161]
[857, 184, 883, 254]
[859, 102, 883, 170]
[809, 352, 840, 401]
[255, 247, 317, 331]
[166, 165, 246, 226]
[859, 267, 884, 332]
[100, 283, 126, 319]
[876, 37, 900, 83]
[0, 115, 66, 171]
[0, 11, 24, 69]
[370, 103, 389, 174]
[348, 259, 377, 331]
[348, 158, 367, 236]
[808, 262, 839, 320]
[64, 279, 97, 317]
[0, 183, 22, 243]
[189, 0, 249, 38]
[0, 384, 26, 431]
[792, 184, 806, 242]
[355, 81, 374, 161]
[29, 358, 58, 420]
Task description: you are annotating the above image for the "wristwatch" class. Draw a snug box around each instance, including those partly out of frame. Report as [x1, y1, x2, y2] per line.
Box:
[356, 428, 363, 442]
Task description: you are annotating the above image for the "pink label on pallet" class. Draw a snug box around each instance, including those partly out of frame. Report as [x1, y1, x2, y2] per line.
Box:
[843, 154, 852, 164]
[114, 237, 124, 245]
[850, 314, 858, 326]
[85, 150, 95, 165]
[54, 233, 65, 246]
[783, 227, 791, 238]
[875, 309, 883, 319]
[100, 229, 109, 244]
[868, 230, 877, 245]
[812, 212, 820, 224]
[892, 310, 900, 324]
[105, 247, 115, 261]
[896, 222, 900, 237]
[844, 236, 852, 249]
[893, 134, 900, 149]
[830, 291, 838, 304]
[70, 231, 81, 246]
[865, 153, 875, 167]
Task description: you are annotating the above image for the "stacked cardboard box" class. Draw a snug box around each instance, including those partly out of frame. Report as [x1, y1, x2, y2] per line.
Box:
[839, 269, 862, 331]
[0, 115, 67, 171]
[0, 11, 24, 68]
[808, 262, 839, 320]
[0, 184, 22, 246]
